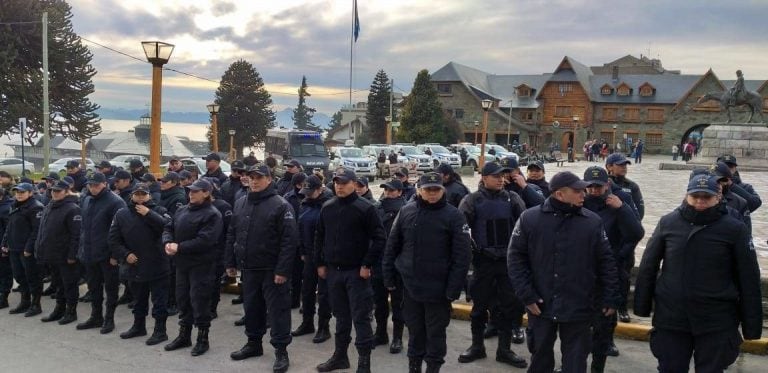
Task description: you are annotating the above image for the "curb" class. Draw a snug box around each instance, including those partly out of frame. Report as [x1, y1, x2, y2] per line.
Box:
[224, 284, 768, 355]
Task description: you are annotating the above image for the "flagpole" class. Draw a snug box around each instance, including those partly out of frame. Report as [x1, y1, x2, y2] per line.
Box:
[349, 0, 353, 107]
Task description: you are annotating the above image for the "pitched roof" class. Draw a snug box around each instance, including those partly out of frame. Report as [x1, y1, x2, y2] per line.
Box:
[589, 74, 701, 104]
[539, 56, 594, 100]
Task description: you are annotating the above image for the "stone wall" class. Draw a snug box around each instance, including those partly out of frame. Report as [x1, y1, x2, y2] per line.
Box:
[694, 124, 768, 170]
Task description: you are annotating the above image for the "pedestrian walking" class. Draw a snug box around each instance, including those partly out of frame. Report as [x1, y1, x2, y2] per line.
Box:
[383, 172, 471, 373]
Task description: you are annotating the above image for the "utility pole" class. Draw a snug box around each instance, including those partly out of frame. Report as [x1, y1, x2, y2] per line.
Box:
[42, 11, 50, 173]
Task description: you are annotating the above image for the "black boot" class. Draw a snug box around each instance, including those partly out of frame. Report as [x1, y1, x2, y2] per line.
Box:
[231, 292, 243, 305]
[9, 292, 31, 314]
[0, 292, 9, 309]
[100, 307, 116, 334]
[41, 303, 65, 322]
[356, 348, 371, 373]
[234, 315, 245, 326]
[618, 309, 630, 323]
[58, 304, 77, 325]
[591, 355, 607, 373]
[230, 340, 263, 360]
[25, 293, 42, 317]
[42, 284, 57, 296]
[495, 332, 528, 368]
[117, 289, 133, 305]
[273, 347, 290, 373]
[190, 327, 210, 356]
[458, 328, 486, 363]
[425, 362, 442, 373]
[78, 290, 92, 303]
[120, 317, 147, 339]
[408, 357, 423, 373]
[146, 317, 168, 345]
[606, 342, 620, 357]
[164, 325, 192, 351]
[316, 348, 350, 372]
[389, 322, 403, 354]
[76, 306, 103, 330]
[291, 318, 315, 336]
[313, 319, 331, 343]
[374, 321, 389, 346]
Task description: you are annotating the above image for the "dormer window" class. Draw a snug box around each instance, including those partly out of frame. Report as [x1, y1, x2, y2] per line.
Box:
[639, 82, 655, 97]
[516, 84, 532, 97]
[616, 83, 632, 96]
[600, 84, 613, 95]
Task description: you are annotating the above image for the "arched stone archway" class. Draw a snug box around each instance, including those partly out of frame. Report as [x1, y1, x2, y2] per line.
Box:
[680, 123, 709, 147]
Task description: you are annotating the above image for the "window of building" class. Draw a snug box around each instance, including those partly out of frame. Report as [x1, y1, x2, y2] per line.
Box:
[454, 108, 465, 119]
[617, 85, 632, 96]
[555, 106, 571, 117]
[647, 108, 665, 122]
[558, 83, 573, 96]
[600, 84, 613, 95]
[517, 85, 531, 97]
[645, 133, 663, 146]
[639, 83, 655, 97]
[520, 111, 534, 121]
[624, 107, 640, 121]
[437, 84, 452, 95]
[601, 107, 618, 121]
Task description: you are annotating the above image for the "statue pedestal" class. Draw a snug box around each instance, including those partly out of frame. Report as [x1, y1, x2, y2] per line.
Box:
[690, 123, 768, 171]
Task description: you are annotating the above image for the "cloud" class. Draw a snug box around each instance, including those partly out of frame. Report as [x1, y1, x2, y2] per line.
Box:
[67, 0, 768, 116]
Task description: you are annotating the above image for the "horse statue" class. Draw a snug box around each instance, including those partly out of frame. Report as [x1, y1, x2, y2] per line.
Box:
[695, 90, 765, 124]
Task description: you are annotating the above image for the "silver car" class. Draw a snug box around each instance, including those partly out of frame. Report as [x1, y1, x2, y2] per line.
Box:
[0, 158, 35, 177]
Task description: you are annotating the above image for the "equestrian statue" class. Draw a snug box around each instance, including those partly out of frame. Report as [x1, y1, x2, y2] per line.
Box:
[695, 70, 765, 124]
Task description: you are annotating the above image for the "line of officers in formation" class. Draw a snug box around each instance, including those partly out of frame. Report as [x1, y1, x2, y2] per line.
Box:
[0, 150, 763, 373]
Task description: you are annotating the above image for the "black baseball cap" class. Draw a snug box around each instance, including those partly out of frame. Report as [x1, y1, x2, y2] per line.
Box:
[11, 183, 35, 193]
[133, 185, 150, 194]
[380, 179, 404, 191]
[246, 165, 271, 177]
[418, 172, 443, 189]
[50, 179, 71, 191]
[43, 171, 60, 181]
[141, 173, 157, 183]
[86, 172, 107, 185]
[436, 163, 453, 175]
[354, 177, 369, 187]
[129, 159, 144, 168]
[549, 171, 590, 191]
[114, 170, 132, 180]
[481, 162, 510, 176]
[688, 168, 710, 180]
[687, 174, 719, 196]
[284, 159, 302, 168]
[230, 160, 246, 171]
[291, 172, 307, 186]
[299, 175, 323, 196]
[499, 156, 519, 169]
[65, 160, 80, 168]
[710, 162, 732, 180]
[606, 153, 631, 166]
[583, 166, 609, 186]
[332, 168, 357, 183]
[527, 161, 545, 172]
[394, 167, 409, 177]
[161, 172, 181, 183]
[204, 153, 221, 162]
[178, 170, 193, 180]
[188, 179, 213, 192]
[97, 160, 112, 169]
[717, 154, 738, 166]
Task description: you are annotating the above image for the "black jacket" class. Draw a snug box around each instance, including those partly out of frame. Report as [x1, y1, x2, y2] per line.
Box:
[211, 198, 233, 263]
[117, 185, 134, 205]
[314, 192, 386, 269]
[204, 167, 228, 186]
[225, 189, 297, 276]
[78, 188, 126, 263]
[505, 182, 545, 208]
[460, 185, 526, 259]
[160, 186, 187, 215]
[275, 172, 296, 197]
[298, 191, 332, 258]
[108, 200, 171, 282]
[526, 178, 551, 198]
[221, 176, 245, 207]
[507, 198, 620, 322]
[2, 197, 43, 254]
[731, 174, 761, 212]
[583, 191, 645, 262]
[634, 203, 762, 339]
[35, 195, 81, 264]
[163, 200, 222, 269]
[284, 188, 302, 222]
[0, 197, 12, 252]
[444, 178, 470, 208]
[402, 182, 416, 202]
[383, 196, 471, 302]
[68, 170, 87, 193]
[609, 175, 645, 220]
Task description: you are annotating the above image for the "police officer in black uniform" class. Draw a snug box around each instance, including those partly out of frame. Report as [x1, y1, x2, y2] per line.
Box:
[222, 161, 247, 207]
[436, 163, 469, 207]
[226, 165, 297, 373]
[394, 167, 416, 201]
[458, 162, 528, 368]
[634, 174, 762, 372]
[525, 161, 550, 198]
[37, 179, 82, 325]
[202, 177, 233, 319]
[582, 167, 644, 372]
[158, 171, 186, 317]
[76, 172, 126, 334]
[717, 154, 762, 213]
[604, 152, 644, 323]
[277, 160, 302, 196]
[65, 160, 88, 193]
[383, 173, 471, 373]
[500, 156, 545, 208]
[0, 187, 11, 310]
[284, 172, 307, 309]
[113, 170, 135, 205]
[163, 179, 223, 357]
[203, 153, 229, 186]
[315, 169, 386, 373]
[372, 179, 407, 353]
[109, 184, 172, 345]
[508, 171, 620, 373]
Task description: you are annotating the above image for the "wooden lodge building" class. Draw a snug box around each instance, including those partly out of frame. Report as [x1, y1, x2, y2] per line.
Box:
[431, 55, 768, 153]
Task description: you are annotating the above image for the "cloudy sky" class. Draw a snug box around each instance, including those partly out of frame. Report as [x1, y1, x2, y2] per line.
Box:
[68, 0, 768, 118]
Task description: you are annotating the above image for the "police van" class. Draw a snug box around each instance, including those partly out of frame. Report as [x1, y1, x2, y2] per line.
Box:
[265, 128, 331, 177]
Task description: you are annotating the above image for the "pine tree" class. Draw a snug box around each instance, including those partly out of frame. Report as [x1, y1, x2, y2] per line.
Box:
[398, 69, 446, 143]
[213, 59, 275, 155]
[363, 69, 391, 144]
[0, 0, 100, 143]
[292, 75, 319, 131]
[328, 110, 343, 131]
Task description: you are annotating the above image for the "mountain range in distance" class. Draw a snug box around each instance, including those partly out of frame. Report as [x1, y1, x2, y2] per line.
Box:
[97, 108, 332, 129]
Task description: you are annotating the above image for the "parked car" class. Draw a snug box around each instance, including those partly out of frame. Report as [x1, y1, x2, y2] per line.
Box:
[48, 157, 96, 174]
[486, 144, 519, 163]
[0, 158, 35, 177]
[179, 157, 232, 177]
[416, 144, 461, 169]
[393, 145, 432, 171]
[450, 144, 496, 171]
[110, 154, 150, 170]
[329, 146, 377, 181]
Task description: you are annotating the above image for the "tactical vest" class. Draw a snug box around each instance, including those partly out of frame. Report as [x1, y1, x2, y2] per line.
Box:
[471, 191, 515, 259]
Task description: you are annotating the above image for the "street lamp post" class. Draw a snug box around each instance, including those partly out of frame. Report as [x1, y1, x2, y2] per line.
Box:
[612, 124, 618, 152]
[474, 120, 479, 144]
[141, 41, 174, 174]
[228, 129, 236, 161]
[207, 103, 220, 153]
[479, 99, 493, 169]
[19, 118, 27, 176]
[385, 115, 392, 145]
[507, 99, 513, 148]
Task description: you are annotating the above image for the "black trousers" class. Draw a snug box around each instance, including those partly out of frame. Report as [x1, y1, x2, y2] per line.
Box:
[291, 254, 303, 306]
[168, 258, 176, 308]
[618, 257, 634, 311]
[469, 257, 524, 334]
[176, 263, 214, 328]
[403, 290, 452, 365]
[372, 271, 404, 327]
[9, 251, 42, 295]
[300, 257, 331, 322]
[52, 262, 80, 306]
[0, 254, 12, 294]
[242, 269, 292, 348]
[591, 312, 617, 358]
[327, 267, 374, 350]
[85, 260, 120, 312]
[649, 328, 742, 373]
[210, 262, 224, 312]
[132, 276, 169, 320]
[526, 315, 592, 373]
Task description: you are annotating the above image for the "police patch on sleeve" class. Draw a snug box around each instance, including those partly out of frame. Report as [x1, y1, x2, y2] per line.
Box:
[284, 210, 294, 220]
[511, 220, 522, 237]
[225, 210, 233, 217]
[461, 223, 470, 235]
[36, 212, 43, 219]
[73, 215, 82, 221]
